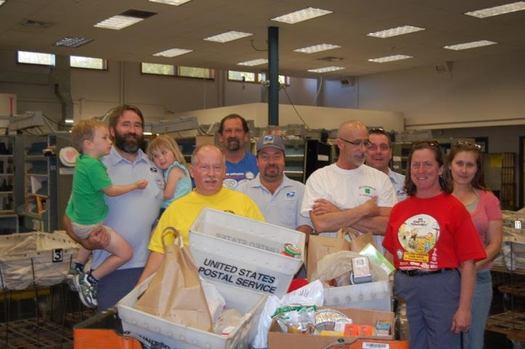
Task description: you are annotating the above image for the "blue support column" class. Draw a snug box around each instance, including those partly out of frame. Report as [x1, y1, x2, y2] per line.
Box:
[268, 26, 279, 126]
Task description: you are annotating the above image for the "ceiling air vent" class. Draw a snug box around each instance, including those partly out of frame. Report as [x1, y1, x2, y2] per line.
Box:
[20, 19, 53, 28]
[317, 56, 344, 62]
[120, 9, 157, 19]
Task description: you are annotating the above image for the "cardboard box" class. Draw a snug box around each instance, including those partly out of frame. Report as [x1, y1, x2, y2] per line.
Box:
[268, 307, 408, 349]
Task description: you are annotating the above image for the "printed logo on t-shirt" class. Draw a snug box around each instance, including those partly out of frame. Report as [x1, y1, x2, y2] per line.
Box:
[397, 214, 439, 265]
[285, 191, 296, 199]
[359, 185, 376, 198]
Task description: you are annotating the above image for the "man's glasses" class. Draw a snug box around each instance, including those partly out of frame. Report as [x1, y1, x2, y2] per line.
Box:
[339, 137, 371, 147]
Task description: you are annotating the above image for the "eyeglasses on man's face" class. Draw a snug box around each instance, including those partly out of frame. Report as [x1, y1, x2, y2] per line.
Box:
[339, 137, 371, 147]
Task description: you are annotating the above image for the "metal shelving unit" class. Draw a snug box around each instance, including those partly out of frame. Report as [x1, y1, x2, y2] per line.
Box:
[0, 136, 18, 233]
[15, 134, 72, 232]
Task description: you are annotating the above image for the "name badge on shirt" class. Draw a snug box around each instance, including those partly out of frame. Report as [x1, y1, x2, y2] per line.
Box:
[151, 166, 165, 190]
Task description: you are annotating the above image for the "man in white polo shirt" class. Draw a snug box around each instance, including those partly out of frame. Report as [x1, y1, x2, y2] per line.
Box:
[237, 135, 312, 235]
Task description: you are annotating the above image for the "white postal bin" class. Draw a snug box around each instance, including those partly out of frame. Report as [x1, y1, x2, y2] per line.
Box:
[323, 280, 393, 311]
[118, 277, 267, 349]
[189, 208, 305, 297]
[322, 257, 393, 312]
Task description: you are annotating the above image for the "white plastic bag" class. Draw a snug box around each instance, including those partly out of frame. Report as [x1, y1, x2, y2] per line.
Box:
[252, 280, 324, 348]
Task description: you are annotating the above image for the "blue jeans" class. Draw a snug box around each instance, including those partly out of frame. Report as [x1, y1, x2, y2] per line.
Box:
[463, 270, 492, 349]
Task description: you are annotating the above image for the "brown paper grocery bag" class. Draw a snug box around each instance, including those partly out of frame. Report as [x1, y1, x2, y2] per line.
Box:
[307, 228, 376, 280]
[134, 227, 212, 331]
[343, 228, 375, 252]
[307, 229, 350, 280]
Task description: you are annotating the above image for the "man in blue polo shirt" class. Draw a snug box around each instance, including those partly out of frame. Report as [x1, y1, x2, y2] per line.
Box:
[237, 135, 312, 235]
[218, 113, 258, 189]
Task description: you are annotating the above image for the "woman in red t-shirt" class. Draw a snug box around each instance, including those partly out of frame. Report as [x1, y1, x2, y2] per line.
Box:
[383, 141, 486, 349]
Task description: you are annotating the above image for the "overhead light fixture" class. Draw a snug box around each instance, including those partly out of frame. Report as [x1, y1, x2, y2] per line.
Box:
[94, 9, 156, 30]
[465, 1, 525, 18]
[0, 1, 6, 7]
[368, 54, 413, 63]
[65, 119, 74, 124]
[149, 0, 192, 6]
[443, 40, 497, 50]
[55, 37, 93, 48]
[204, 31, 252, 43]
[294, 43, 341, 54]
[307, 66, 344, 73]
[153, 48, 192, 57]
[367, 25, 425, 38]
[271, 7, 332, 24]
[238, 58, 268, 66]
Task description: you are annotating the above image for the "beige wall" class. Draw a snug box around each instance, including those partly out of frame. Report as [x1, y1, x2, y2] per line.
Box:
[352, 52, 525, 129]
[171, 103, 404, 132]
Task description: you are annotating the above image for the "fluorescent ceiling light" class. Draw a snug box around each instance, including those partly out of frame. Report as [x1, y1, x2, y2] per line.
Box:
[465, 1, 525, 18]
[143, 131, 153, 135]
[444, 40, 497, 50]
[368, 54, 413, 63]
[95, 15, 144, 30]
[238, 58, 268, 66]
[204, 31, 252, 43]
[272, 7, 332, 24]
[153, 48, 192, 57]
[367, 25, 425, 38]
[149, 0, 191, 6]
[94, 9, 155, 30]
[55, 37, 93, 48]
[65, 119, 74, 124]
[294, 43, 341, 54]
[307, 66, 344, 73]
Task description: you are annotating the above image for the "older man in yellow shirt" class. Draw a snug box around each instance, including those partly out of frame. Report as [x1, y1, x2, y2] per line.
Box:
[138, 144, 264, 284]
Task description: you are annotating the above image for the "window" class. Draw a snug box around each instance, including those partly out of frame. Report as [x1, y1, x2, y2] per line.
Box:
[141, 63, 214, 80]
[178, 66, 214, 79]
[141, 62, 175, 76]
[258, 73, 290, 86]
[228, 70, 256, 82]
[17, 51, 55, 66]
[70, 56, 106, 70]
[228, 70, 290, 85]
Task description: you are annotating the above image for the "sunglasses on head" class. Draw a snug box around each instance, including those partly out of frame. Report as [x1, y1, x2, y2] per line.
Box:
[412, 140, 440, 149]
[454, 140, 482, 150]
[368, 127, 387, 136]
